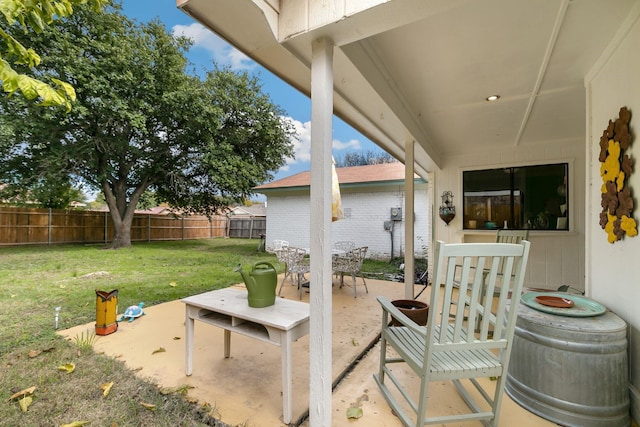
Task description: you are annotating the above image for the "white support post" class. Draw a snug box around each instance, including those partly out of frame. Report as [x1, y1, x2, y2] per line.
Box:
[404, 138, 415, 298]
[309, 37, 334, 427]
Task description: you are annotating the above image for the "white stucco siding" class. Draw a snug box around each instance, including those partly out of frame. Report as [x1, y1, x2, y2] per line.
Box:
[263, 183, 430, 260]
[586, 3, 640, 419]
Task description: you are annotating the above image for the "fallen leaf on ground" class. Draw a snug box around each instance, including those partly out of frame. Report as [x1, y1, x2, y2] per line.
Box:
[101, 382, 114, 397]
[152, 347, 166, 355]
[18, 396, 32, 412]
[8, 386, 36, 401]
[159, 384, 194, 395]
[28, 349, 42, 358]
[140, 402, 156, 411]
[169, 281, 177, 287]
[346, 407, 363, 419]
[57, 363, 76, 373]
[60, 421, 90, 427]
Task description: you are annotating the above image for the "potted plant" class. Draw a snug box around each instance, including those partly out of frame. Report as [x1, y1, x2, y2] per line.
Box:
[390, 299, 429, 326]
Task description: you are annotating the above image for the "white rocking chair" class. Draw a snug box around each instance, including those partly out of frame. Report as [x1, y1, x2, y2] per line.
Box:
[374, 239, 531, 427]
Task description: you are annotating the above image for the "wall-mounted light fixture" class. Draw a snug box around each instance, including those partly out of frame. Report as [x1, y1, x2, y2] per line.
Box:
[439, 191, 456, 226]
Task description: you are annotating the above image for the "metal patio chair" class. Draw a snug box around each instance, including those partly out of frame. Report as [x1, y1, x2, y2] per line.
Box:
[333, 240, 355, 253]
[277, 246, 309, 299]
[273, 240, 292, 285]
[332, 246, 368, 297]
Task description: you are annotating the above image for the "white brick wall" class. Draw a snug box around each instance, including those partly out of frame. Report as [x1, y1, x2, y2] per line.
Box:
[264, 183, 430, 260]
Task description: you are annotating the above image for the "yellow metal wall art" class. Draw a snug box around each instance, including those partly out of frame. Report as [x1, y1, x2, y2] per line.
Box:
[599, 107, 638, 243]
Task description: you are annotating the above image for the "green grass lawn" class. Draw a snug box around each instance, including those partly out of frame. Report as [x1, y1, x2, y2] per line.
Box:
[0, 238, 402, 426]
[0, 239, 279, 354]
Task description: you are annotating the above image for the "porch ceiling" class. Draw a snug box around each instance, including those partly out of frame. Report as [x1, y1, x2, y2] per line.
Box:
[177, 0, 637, 175]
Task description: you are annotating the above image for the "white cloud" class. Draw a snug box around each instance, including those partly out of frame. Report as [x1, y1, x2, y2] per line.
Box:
[172, 23, 255, 70]
[280, 118, 311, 172]
[278, 118, 364, 173]
[332, 138, 361, 151]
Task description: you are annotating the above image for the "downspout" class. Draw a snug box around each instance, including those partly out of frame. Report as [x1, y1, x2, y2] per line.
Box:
[390, 221, 394, 259]
[405, 138, 415, 299]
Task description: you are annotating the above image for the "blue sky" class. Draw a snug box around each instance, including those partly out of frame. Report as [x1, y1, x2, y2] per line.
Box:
[119, 0, 381, 181]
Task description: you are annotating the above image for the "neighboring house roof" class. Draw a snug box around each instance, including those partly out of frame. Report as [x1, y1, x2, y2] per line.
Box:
[227, 204, 266, 217]
[254, 163, 425, 192]
[142, 206, 174, 215]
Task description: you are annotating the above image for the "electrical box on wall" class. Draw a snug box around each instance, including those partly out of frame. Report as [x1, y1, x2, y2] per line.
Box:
[384, 221, 393, 231]
[390, 207, 402, 221]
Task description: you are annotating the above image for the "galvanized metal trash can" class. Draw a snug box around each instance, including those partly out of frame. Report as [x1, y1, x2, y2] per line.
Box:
[505, 303, 629, 427]
[95, 289, 118, 336]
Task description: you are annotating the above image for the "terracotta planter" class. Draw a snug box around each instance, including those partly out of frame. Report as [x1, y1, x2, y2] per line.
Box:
[391, 299, 429, 326]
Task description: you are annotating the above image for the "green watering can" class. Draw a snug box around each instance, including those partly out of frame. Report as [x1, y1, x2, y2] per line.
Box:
[234, 262, 277, 308]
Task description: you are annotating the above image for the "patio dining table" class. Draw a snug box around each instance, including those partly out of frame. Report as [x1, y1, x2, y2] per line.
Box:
[302, 248, 346, 256]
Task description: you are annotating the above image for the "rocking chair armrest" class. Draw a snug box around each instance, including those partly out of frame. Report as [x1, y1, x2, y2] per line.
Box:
[377, 296, 427, 335]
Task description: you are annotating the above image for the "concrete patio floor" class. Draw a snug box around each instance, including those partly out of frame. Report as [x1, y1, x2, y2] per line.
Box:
[60, 275, 559, 427]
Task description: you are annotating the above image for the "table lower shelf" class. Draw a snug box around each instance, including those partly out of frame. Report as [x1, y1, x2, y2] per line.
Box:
[194, 308, 282, 345]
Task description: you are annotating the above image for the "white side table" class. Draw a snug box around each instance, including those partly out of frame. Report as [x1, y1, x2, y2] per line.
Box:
[182, 288, 310, 424]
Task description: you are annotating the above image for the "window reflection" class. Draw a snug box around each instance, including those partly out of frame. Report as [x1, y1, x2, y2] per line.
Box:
[463, 164, 568, 230]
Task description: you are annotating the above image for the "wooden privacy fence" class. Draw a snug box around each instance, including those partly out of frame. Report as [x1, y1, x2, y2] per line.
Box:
[0, 207, 228, 246]
[227, 216, 266, 239]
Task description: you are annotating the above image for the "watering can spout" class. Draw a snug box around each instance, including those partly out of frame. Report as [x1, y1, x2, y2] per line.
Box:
[234, 262, 277, 308]
[234, 264, 256, 289]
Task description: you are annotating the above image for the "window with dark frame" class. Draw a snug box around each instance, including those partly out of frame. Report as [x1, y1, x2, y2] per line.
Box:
[462, 163, 568, 231]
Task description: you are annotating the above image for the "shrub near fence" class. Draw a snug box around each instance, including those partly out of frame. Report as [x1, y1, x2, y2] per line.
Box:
[0, 207, 227, 246]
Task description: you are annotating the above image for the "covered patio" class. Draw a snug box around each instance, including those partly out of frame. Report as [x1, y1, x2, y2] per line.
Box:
[60, 274, 556, 426]
[175, 1, 640, 425]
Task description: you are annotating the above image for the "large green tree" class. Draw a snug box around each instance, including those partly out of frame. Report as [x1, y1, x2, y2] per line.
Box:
[0, 2, 294, 248]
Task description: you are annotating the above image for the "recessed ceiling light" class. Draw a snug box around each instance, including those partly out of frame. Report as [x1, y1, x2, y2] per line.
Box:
[486, 95, 500, 102]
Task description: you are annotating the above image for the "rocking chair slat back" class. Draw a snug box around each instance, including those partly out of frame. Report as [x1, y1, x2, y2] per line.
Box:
[374, 240, 531, 427]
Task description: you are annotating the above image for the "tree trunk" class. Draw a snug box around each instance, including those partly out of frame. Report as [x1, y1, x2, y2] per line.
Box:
[101, 179, 149, 249]
[105, 201, 135, 249]
[108, 219, 133, 249]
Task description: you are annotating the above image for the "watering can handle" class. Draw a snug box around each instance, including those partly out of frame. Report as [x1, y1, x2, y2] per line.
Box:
[254, 262, 276, 270]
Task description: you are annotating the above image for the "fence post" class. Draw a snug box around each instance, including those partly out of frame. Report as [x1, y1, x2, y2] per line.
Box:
[249, 216, 254, 239]
[104, 212, 107, 244]
[48, 208, 52, 246]
[148, 214, 151, 242]
[182, 217, 185, 240]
